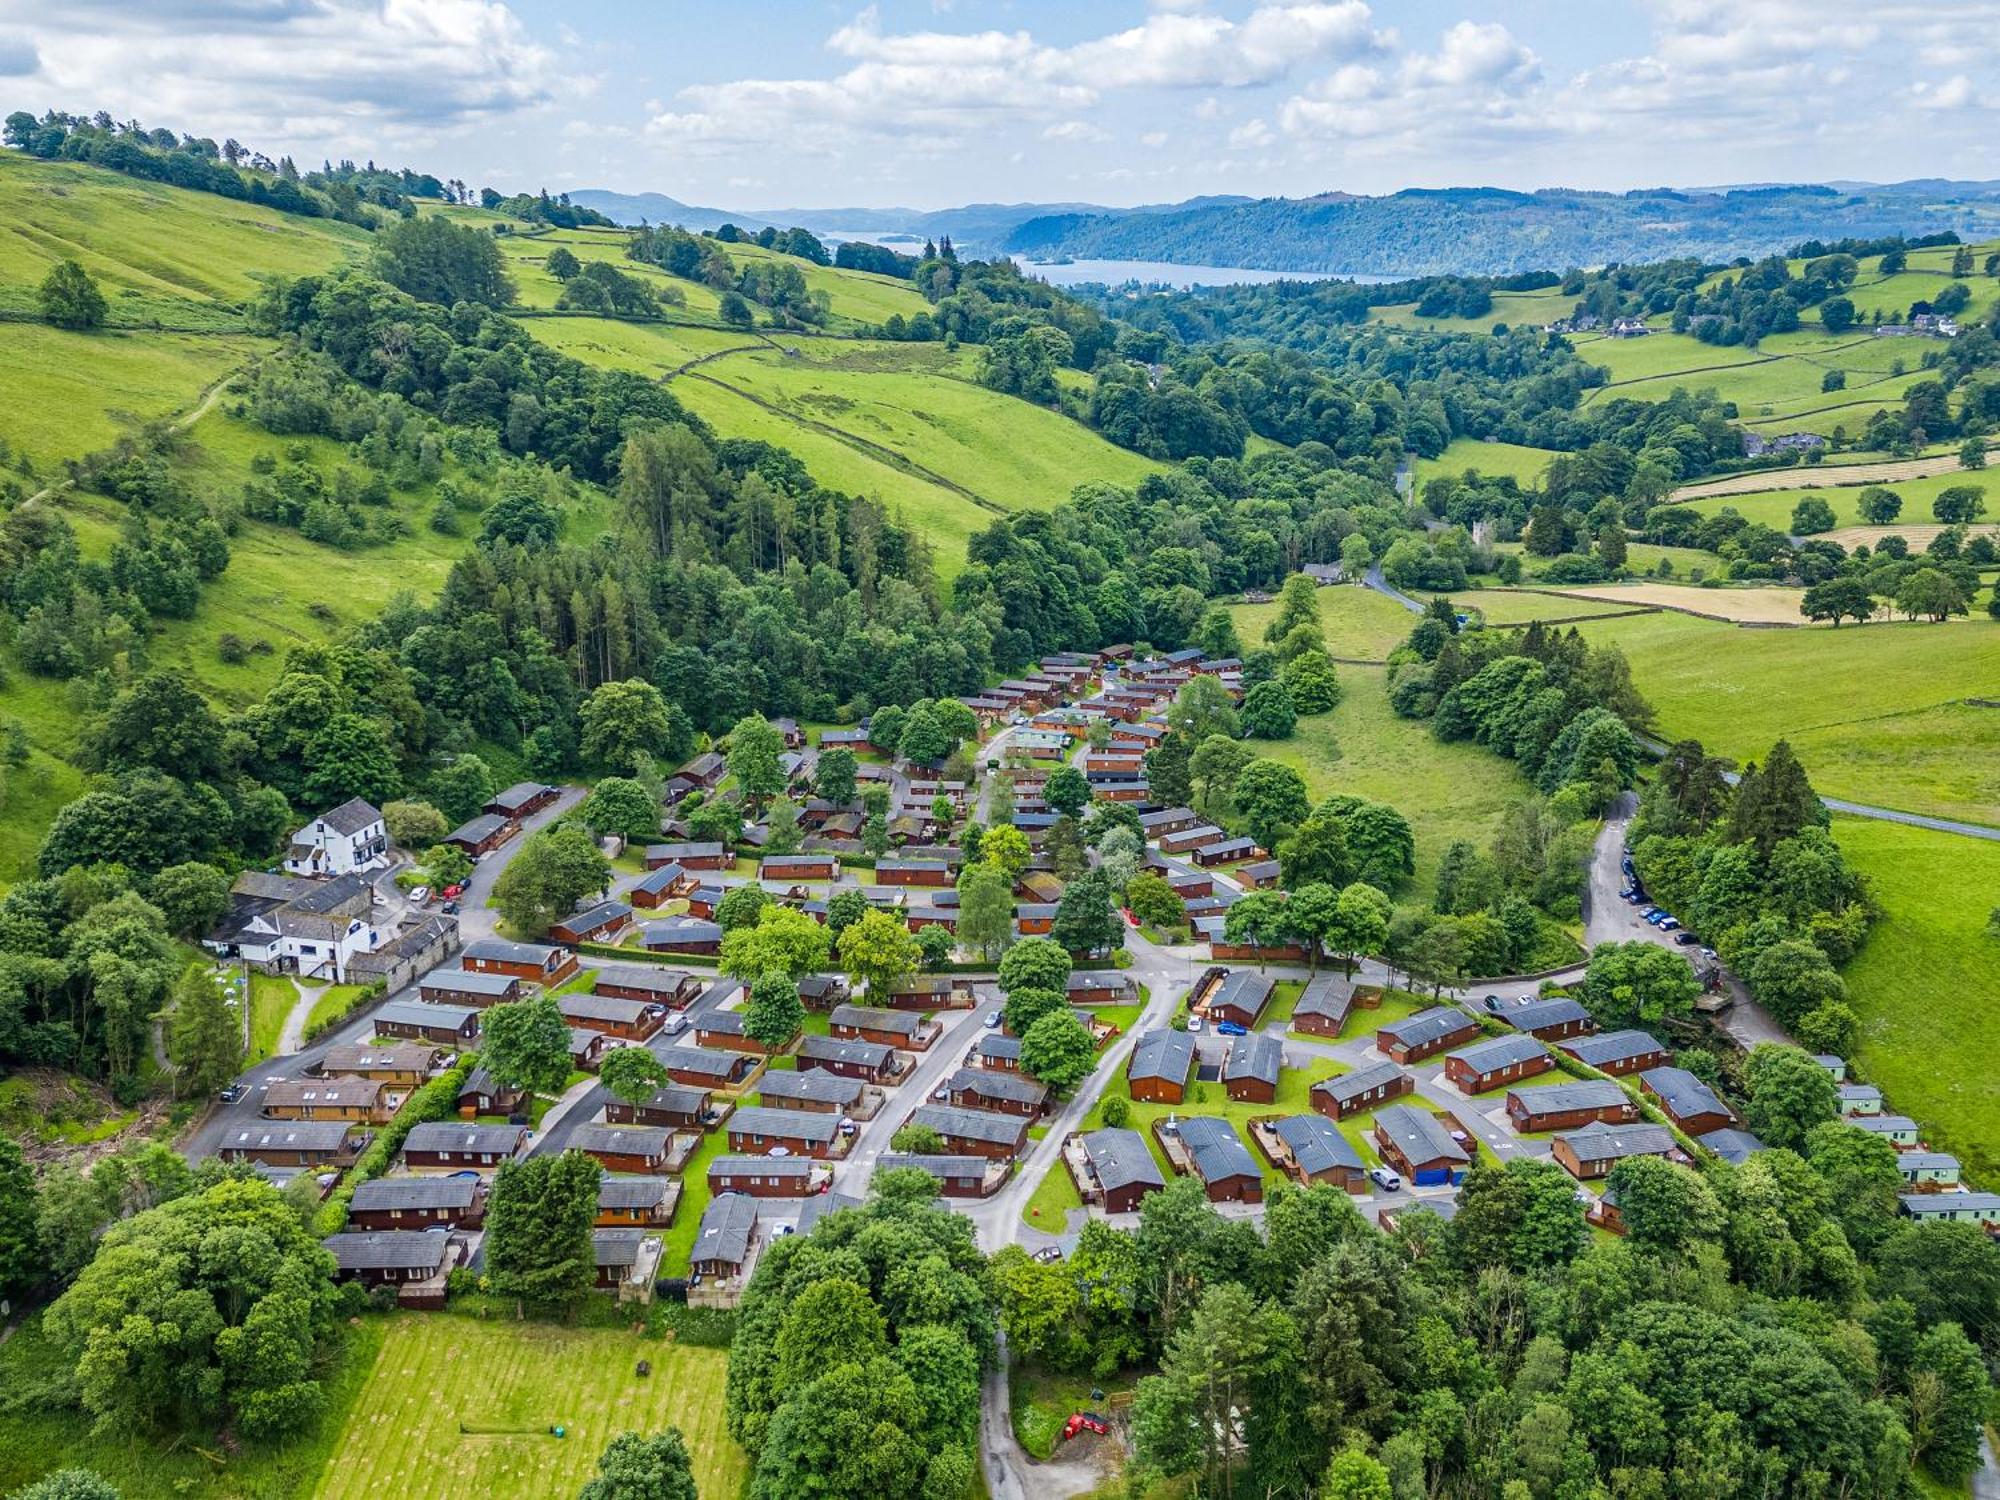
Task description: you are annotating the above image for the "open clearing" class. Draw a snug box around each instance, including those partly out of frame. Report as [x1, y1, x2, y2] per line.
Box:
[313, 1314, 744, 1500]
[1568, 611, 2000, 825]
[1252, 667, 1542, 894]
[1833, 817, 2000, 1182]
[1230, 581, 1423, 660]
[1678, 468, 1996, 534]
[1412, 436, 1556, 493]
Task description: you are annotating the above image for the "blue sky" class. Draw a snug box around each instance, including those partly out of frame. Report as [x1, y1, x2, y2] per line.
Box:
[2, 1, 1995, 211]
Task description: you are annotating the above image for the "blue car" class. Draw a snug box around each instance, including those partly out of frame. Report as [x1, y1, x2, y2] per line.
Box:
[1216, 1020, 1248, 1037]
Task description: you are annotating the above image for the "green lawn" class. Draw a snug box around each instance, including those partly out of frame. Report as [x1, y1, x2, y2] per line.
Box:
[1021, 1146, 1084, 1232]
[249, 973, 297, 1063]
[1567, 611, 2000, 826]
[1230, 584, 1421, 661]
[1010, 1364, 1141, 1461]
[0, 1313, 386, 1499]
[311, 1313, 745, 1500]
[1678, 469, 1996, 531]
[659, 1126, 731, 1275]
[1833, 817, 2000, 1184]
[1250, 668, 1546, 894]
[303, 983, 369, 1036]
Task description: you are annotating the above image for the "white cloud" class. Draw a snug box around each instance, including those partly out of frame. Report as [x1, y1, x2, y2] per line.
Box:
[1140, 129, 1169, 147]
[1045, 119, 1110, 142]
[1911, 74, 1974, 111]
[1062, 3, 1387, 90]
[1, 0, 566, 153]
[1228, 118, 1273, 149]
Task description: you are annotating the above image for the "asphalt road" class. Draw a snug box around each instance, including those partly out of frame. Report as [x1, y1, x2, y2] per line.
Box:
[182, 786, 585, 1160]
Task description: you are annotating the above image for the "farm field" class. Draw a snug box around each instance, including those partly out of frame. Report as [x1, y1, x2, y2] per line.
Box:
[0, 150, 367, 304]
[1679, 468, 1996, 531]
[0, 322, 265, 470]
[1231, 581, 1423, 660]
[1833, 817, 2000, 1182]
[524, 316, 769, 378]
[1412, 436, 1556, 493]
[1566, 610, 2000, 825]
[312, 1314, 745, 1500]
[683, 343, 1163, 510]
[1521, 581, 1808, 624]
[1450, 590, 1661, 626]
[1251, 668, 1544, 894]
[1369, 285, 1571, 334]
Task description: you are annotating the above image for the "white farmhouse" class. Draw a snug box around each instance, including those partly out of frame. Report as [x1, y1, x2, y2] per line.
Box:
[205, 872, 386, 982]
[285, 798, 389, 878]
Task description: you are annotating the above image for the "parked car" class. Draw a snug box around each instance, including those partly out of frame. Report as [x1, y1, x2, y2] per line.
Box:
[1482, 994, 1505, 1013]
[1216, 1020, 1247, 1036]
[441, 883, 464, 900]
[984, 1010, 1001, 1029]
[1185, 1016, 1204, 1033]
[658, 1012, 688, 1036]
[409, 886, 431, 906]
[1659, 917, 1680, 931]
[217, 1084, 245, 1104]
[932, 1084, 950, 1101]
[1368, 1167, 1401, 1191]
[1674, 931, 1699, 946]
[441, 900, 460, 915]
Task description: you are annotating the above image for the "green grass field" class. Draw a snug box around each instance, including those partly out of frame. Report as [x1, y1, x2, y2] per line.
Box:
[1833, 817, 2000, 1183]
[1230, 583, 1422, 660]
[1412, 437, 1557, 495]
[0, 152, 368, 306]
[249, 973, 296, 1062]
[0, 323, 266, 470]
[1566, 611, 2000, 825]
[719, 239, 934, 326]
[0, 1313, 387, 1499]
[1250, 667, 1547, 894]
[1679, 468, 1996, 532]
[312, 1314, 745, 1500]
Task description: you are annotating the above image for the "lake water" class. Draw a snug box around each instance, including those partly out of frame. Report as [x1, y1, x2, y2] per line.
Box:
[1010, 255, 1393, 290]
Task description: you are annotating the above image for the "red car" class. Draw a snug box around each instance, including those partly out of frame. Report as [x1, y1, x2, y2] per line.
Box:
[442, 883, 465, 900]
[1060, 1413, 1110, 1443]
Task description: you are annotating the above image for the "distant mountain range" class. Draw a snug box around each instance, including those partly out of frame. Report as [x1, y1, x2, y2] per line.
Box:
[569, 180, 2000, 277]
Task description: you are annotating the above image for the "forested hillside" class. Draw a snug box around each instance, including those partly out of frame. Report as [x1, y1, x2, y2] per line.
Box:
[1008, 181, 2000, 276]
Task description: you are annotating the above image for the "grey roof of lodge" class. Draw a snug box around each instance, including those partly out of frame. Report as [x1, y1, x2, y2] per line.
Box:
[798, 1034, 892, 1069]
[1898, 1150, 1959, 1174]
[403, 1121, 526, 1155]
[1641, 1066, 1730, 1122]
[1067, 970, 1131, 995]
[1380, 1005, 1476, 1048]
[1273, 1114, 1363, 1176]
[326, 1042, 443, 1074]
[1696, 1127, 1768, 1164]
[830, 1003, 922, 1036]
[226, 1121, 359, 1152]
[571, 1124, 670, 1156]
[1293, 974, 1350, 1024]
[669, 1045, 752, 1078]
[1222, 1031, 1283, 1086]
[1175, 1116, 1260, 1184]
[372, 1004, 476, 1040]
[1448, 1033, 1546, 1074]
[1211, 970, 1274, 1017]
[693, 1008, 747, 1035]
[599, 1175, 674, 1209]
[1561, 1029, 1665, 1067]
[879, 1154, 992, 1181]
[593, 965, 693, 996]
[626, 1083, 711, 1113]
[488, 781, 552, 812]
[648, 841, 726, 860]
[1504, 997, 1592, 1031]
[1508, 1078, 1630, 1116]
[645, 917, 723, 943]
[911, 1103, 1028, 1146]
[350, 1176, 479, 1212]
[1081, 1127, 1167, 1194]
[950, 1067, 1047, 1105]
[324, 1231, 451, 1272]
[1557, 1120, 1676, 1164]
[1313, 1060, 1409, 1107]
[462, 937, 562, 966]
[448, 813, 509, 845]
[1899, 1192, 2000, 1216]
[1128, 1030, 1197, 1085]
[593, 1229, 646, 1267]
[976, 1034, 1023, 1062]
[712, 1154, 814, 1178]
[794, 1190, 865, 1234]
[757, 1070, 864, 1105]
[634, 863, 687, 894]
[731, 1106, 840, 1142]
[561, 899, 632, 930]
[1374, 1104, 1470, 1166]
[315, 796, 384, 835]
[422, 967, 519, 997]
[1853, 1113, 1919, 1134]
[694, 1192, 758, 1263]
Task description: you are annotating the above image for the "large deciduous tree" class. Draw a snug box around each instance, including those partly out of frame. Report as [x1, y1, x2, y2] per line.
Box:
[486, 1150, 600, 1313]
[481, 996, 574, 1096]
[490, 823, 610, 938]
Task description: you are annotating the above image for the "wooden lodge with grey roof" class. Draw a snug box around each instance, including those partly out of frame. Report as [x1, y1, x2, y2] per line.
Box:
[605, 1083, 714, 1129]
[460, 936, 578, 986]
[222, 1121, 369, 1168]
[1377, 1006, 1481, 1064]
[1289, 974, 1352, 1038]
[419, 967, 522, 1008]
[317, 1042, 448, 1088]
[400, 1121, 528, 1171]
[346, 1175, 486, 1231]
[1442, 1033, 1551, 1095]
